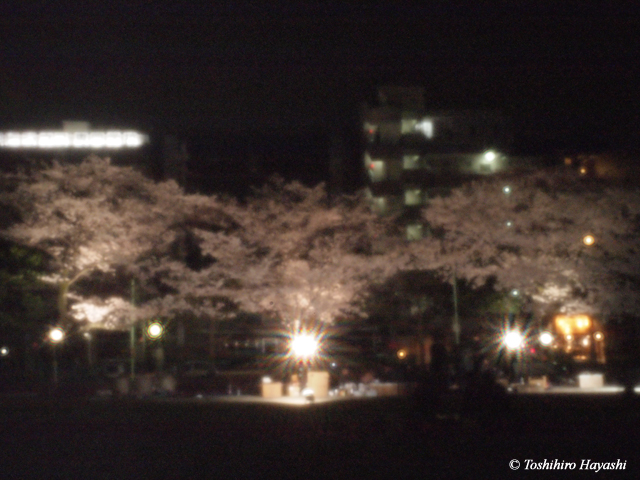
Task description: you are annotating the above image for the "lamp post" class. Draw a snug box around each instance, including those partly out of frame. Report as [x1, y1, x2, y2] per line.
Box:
[147, 322, 164, 340]
[130, 279, 136, 379]
[83, 331, 94, 373]
[504, 330, 524, 351]
[49, 327, 65, 385]
[146, 321, 165, 372]
[290, 331, 319, 391]
[452, 270, 460, 346]
[582, 234, 595, 247]
[503, 328, 524, 383]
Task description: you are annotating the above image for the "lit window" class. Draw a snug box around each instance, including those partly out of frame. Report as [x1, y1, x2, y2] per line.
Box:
[404, 189, 423, 206]
[415, 119, 434, 138]
[0, 129, 148, 149]
[124, 131, 144, 147]
[401, 119, 418, 134]
[368, 160, 386, 182]
[6, 132, 22, 147]
[403, 155, 420, 170]
[371, 196, 388, 215]
[406, 223, 423, 240]
[21, 132, 38, 147]
[482, 150, 497, 163]
[72, 132, 90, 148]
[104, 131, 122, 148]
[89, 132, 106, 148]
[364, 122, 378, 143]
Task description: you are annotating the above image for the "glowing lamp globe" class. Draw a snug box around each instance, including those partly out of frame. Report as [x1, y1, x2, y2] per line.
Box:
[49, 327, 65, 343]
[290, 333, 319, 360]
[504, 330, 524, 351]
[147, 322, 164, 339]
[582, 234, 595, 246]
[539, 331, 554, 346]
[483, 150, 497, 163]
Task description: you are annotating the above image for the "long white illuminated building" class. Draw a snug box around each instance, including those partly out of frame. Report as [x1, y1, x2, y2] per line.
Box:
[0, 122, 148, 149]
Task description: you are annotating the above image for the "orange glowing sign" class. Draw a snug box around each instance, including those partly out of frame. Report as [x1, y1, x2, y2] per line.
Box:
[554, 314, 591, 335]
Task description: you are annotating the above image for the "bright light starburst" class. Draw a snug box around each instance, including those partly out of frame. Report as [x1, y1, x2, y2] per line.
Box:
[504, 330, 524, 350]
[290, 333, 319, 360]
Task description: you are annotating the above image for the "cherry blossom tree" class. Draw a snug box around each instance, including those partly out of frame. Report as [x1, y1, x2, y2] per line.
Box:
[2, 159, 409, 334]
[136, 178, 409, 328]
[0, 156, 214, 329]
[411, 167, 640, 319]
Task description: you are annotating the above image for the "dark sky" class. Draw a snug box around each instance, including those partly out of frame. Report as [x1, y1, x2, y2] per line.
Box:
[1, 2, 639, 154]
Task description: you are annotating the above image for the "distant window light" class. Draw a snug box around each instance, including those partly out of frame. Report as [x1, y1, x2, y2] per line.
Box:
[403, 155, 420, 170]
[62, 121, 90, 132]
[401, 119, 418, 134]
[364, 122, 378, 143]
[89, 132, 107, 149]
[482, 150, 497, 164]
[406, 224, 423, 241]
[0, 130, 148, 149]
[368, 160, 386, 182]
[414, 119, 434, 139]
[371, 196, 388, 215]
[20, 132, 38, 147]
[404, 189, 423, 206]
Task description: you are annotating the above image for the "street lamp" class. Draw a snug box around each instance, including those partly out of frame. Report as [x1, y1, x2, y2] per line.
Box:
[290, 333, 319, 361]
[288, 329, 321, 393]
[146, 322, 164, 339]
[483, 150, 497, 163]
[83, 331, 94, 372]
[49, 327, 65, 385]
[582, 234, 595, 246]
[539, 331, 554, 347]
[502, 329, 526, 384]
[146, 321, 165, 372]
[504, 330, 524, 351]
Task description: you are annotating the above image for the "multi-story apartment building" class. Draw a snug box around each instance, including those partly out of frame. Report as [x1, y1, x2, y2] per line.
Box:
[363, 86, 516, 239]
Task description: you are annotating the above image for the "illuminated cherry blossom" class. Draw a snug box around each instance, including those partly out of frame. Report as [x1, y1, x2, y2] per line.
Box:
[412, 167, 640, 318]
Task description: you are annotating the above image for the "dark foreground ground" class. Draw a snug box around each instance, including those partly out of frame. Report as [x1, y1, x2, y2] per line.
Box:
[1, 393, 639, 480]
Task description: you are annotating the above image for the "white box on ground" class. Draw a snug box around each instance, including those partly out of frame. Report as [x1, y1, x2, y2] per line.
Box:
[307, 371, 330, 398]
[578, 373, 604, 389]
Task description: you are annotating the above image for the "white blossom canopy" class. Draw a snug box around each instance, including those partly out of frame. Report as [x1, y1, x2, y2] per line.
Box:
[413, 167, 640, 318]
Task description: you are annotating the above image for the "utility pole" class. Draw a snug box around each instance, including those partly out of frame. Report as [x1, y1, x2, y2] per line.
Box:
[130, 278, 136, 379]
[452, 268, 460, 346]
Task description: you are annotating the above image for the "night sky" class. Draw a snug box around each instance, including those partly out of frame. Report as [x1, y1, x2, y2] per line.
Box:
[1, 2, 639, 187]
